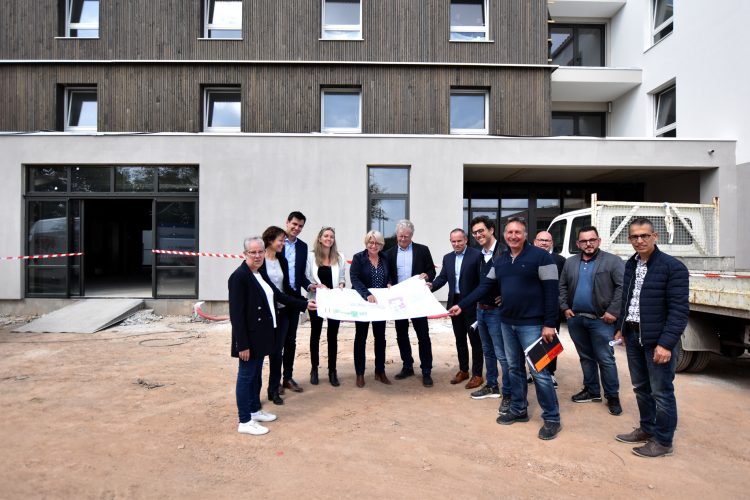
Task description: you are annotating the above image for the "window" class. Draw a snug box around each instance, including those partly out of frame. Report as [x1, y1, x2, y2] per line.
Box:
[322, 0, 361, 39]
[551, 112, 606, 137]
[66, 0, 99, 38]
[204, 88, 241, 132]
[450, 0, 488, 41]
[64, 87, 97, 131]
[321, 88, 361, 133]
[204, 0, 242, 39]
[549, 24, 604, 67]
[652, 0, 673, 44]
[368, 167, 409, 249]
[655, 85, 676, 137]
[450, 90, 488, 134]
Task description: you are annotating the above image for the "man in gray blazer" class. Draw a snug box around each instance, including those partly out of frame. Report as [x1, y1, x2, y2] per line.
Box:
[559, 225, 625, 416]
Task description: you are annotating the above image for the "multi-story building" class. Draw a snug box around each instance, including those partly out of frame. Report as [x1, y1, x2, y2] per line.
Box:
[0, 0, 746, 309]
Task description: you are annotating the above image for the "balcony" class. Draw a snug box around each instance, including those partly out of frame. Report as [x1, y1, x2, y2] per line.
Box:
[551, 66, 641, 102]
[547, 0, 626, 19]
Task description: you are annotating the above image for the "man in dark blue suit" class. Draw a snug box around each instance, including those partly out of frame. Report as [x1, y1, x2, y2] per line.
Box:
[429, 229, 484, 388]
[281, 211, 313, 394]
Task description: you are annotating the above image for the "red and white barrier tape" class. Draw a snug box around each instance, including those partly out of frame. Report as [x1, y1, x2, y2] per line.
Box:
[3, 252, 83, 261]
[152, 249, 245, 259]
[689, 273, 750, 279]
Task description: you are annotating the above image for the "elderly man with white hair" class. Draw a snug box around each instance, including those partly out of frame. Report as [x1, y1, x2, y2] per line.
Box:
[385, 220, 437, 387]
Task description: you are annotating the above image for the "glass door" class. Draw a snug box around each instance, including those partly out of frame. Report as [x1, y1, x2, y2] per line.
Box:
[26, 199, 69, 296]
[154, 200, 198, 298]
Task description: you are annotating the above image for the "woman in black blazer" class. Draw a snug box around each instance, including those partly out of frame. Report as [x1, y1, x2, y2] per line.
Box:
[228, 236, 313, 436]
[349, 230, 392, 388]
[259, 226, 300, 406]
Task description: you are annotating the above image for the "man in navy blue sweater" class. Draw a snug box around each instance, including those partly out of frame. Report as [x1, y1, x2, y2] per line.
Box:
[450, 217, 562, 440]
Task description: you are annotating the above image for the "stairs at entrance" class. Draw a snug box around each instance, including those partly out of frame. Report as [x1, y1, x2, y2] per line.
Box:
[13, 299, 144, 333]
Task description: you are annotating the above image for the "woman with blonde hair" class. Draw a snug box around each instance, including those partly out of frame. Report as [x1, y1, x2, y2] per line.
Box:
[349, 230, 392, 388]
[306, 226, 347, 386]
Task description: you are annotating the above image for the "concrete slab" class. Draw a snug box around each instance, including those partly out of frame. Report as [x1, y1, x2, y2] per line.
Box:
[13, 299, 144, 333]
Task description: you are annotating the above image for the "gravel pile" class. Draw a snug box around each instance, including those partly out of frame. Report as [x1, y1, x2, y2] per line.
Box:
[120, 309, 163, 326]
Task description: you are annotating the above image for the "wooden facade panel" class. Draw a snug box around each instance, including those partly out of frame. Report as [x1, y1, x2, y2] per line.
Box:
[1, 0, 548, 64]
[0, 64, 550, 136]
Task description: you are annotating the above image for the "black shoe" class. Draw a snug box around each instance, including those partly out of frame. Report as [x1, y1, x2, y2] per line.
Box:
[538, 421, 562, 440]
[497, 394, 512, 415]
[471, 385, 500, 400]
[267, 391, 284, 406]
[394, 367, 415, 380]
[571, 388, 602, 403]
[496, 411, 530, 425]
[329, 370, 340, 387]
[422, 374, 433, 387]
[606, 395, 623, 415]
[310, 368, 319, 385]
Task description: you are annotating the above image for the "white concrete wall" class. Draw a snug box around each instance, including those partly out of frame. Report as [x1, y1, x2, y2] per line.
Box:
[609, 1, 750, 165]
[0, 134, 740, 301]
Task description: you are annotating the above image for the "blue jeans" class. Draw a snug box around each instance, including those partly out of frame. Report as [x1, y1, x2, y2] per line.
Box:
[567, 316, 620, 397]
[501, 323, 560, 423]
[476, 307, 510, 395]
[236, 357, 264, 424]
[624, 326, 678, 447]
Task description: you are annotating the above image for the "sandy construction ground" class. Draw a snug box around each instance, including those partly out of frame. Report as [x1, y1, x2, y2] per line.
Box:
[0, 314, 748, 499]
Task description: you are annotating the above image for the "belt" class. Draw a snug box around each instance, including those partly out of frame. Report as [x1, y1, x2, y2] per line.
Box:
[478, 303, 497, 310]
[574, 312, 599, 320]
[625, 321, 640, 332]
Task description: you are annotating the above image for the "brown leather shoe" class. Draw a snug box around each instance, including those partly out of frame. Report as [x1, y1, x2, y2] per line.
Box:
[465, 375, 484, 390]
[356, 374, 365, 388]
[278, 384, 285, 396]
[450, 370, 470, 385]
[282, 378, 304, 393]
[374, 372, 392, 385]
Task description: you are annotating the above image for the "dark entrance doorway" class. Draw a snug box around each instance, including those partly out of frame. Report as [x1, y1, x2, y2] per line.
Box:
[83, 199, 152, 297]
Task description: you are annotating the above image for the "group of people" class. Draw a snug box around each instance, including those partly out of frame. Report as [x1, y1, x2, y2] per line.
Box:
[229, 210, 689, 459]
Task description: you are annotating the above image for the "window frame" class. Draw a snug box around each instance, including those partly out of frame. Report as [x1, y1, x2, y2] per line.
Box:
[66, 0, 100, 38]
[321, 0, 363, 40]
[449, 0, 489, 42]
[654, 84, 676, 137]
[548, 23, 605, 67]
[450, 89, 489, 135]
[203, 87, 242, 133]
[651, 0, 673, 44]
[203, 0, 243, 39]
[64, 87, 97, 132]
[321, 88, 362, 133]
[550, 111, 606, 137]
[367, 166, 410, 250]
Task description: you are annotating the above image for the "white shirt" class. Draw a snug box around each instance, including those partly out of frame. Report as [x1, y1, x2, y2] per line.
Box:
[254, 271, 277, 328]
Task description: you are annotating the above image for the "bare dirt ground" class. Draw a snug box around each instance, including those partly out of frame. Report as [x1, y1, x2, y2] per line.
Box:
[0, 314, 748, 499]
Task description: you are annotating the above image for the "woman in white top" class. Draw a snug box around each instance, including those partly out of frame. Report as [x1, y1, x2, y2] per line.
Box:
[260, 226, 300, 406]
[306, 226, 346, 386]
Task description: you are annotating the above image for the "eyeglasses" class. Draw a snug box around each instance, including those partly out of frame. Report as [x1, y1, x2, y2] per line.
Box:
[628, 233, 653, 242]
[471, 228, 486, 235]
[366, 241, 383, 247]
[535, 238, 552, 243]
[577, 238, 600, 245]
[245, 251, 264, 256]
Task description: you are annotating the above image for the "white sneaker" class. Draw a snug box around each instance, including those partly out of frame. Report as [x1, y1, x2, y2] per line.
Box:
[251, 410, 277, 422]
[238, 420, 269, 435]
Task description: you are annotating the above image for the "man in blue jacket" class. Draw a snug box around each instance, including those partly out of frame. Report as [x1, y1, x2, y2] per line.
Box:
[614, 217, 689, 458]
[449, 217, 562, 440]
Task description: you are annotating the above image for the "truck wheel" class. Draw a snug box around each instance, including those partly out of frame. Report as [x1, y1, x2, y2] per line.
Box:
[675, 341, 694, 373]
[685, 351, 712, 373]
